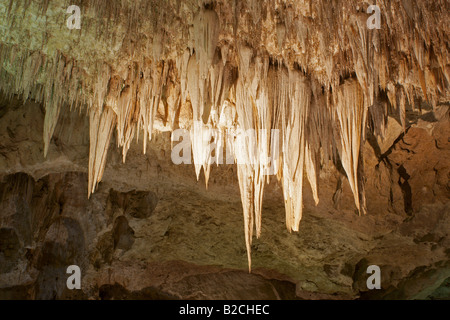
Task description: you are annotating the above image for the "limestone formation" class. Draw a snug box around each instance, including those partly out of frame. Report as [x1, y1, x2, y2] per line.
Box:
[0, 0, 448, 299]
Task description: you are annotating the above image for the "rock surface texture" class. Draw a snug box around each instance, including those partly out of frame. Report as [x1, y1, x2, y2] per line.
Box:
[0, 0, 449, 299]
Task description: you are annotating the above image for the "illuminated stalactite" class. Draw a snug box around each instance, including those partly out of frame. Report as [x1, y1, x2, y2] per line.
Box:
[88, 106, 116, 196]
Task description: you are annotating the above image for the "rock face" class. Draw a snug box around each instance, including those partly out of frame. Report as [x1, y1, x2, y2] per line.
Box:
[0, 0, 449, 299]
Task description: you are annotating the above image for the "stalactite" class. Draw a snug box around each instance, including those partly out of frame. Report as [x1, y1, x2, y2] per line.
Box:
[280, 69, 310, 232]
[334, 79, 367, 216]
[88, 106, 117, 196]
[305, 141, 319, 206]
[234, 46, 259, 271]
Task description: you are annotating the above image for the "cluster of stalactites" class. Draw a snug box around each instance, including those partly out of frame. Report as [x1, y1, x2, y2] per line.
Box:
[1, 2, 449, 271]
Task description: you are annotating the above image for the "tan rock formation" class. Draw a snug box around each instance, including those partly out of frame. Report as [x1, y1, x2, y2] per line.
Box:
[0, 0, 448, 299]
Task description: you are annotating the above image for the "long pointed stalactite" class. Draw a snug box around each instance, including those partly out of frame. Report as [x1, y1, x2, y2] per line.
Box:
[0, 0, 448, 271]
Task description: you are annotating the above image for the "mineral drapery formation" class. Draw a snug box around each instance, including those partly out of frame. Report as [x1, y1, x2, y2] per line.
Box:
[0, 0, 449, 270]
